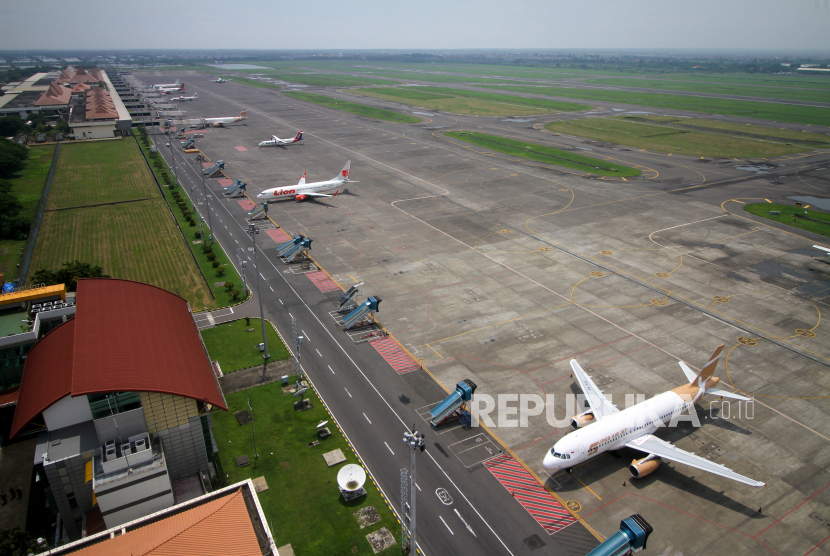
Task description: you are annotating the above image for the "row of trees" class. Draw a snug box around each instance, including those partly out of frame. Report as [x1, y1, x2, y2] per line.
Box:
[0, 138, 31, 240]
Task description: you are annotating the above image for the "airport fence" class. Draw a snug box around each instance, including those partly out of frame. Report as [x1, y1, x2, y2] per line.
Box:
[17, 142, 61, 286]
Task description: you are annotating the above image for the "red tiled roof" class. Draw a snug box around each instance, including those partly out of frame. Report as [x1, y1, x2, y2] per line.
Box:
[34, 81, 71, 107]
[68, 66, 98, 85]
[85, 88, 118, 120]
[11, 279, 226, 438]
[70, 489, 262, 556]
[71, 82, 91, 93]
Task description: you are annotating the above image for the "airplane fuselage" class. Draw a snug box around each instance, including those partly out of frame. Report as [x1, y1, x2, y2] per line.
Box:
[257, 179, 340, 201]
[543, 391, 696, 470]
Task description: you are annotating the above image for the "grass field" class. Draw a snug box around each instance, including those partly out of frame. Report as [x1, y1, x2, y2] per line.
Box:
[225, 76, 281, 90]
[353, 70, 520, 84]
[0, 145, 55, 282]
[351, 86, 590, 116]
[651, 73, 830, 89]
[445, 131, 641, 177]
[283, 91, 421, 123]
[545, 116, 829, 158]
[212, 381, 401, 555]
[585, 78, 830, 103]
[480, 84, 830, 127]
[744, 203, 830, 238]
[47, 140, 159, 210]
[271, 73, 400, 87]
[201, 318, 290, 373]
[30, 199, 213, 306]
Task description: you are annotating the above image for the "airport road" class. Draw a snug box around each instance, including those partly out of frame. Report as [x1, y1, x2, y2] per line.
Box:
[142, 71, 830, 555]
[149, 125, 599, 556]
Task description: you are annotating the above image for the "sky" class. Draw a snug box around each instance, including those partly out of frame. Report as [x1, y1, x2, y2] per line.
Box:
[1, 0, 829, 52]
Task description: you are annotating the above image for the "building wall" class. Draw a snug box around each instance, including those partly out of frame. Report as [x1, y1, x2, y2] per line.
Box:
[140, 393, 199, 434]
[95, 457, 173, 528]
[43, 455, 94, 540]
[43, 395, 93, 431]
[93, 407, 148, 444]
[154, 416, 208, 482]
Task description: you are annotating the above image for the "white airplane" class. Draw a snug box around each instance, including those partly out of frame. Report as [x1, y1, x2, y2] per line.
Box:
[256, 161, 356, 202]
[543, 344, 765, 487]
[203, 109, 247, 127]
[213, 78, 226, 83]
[170, 93, 197, 102]
[151, 79, 181, 89]
[258, 131, 303, 148]
[156, 83, 185, 94]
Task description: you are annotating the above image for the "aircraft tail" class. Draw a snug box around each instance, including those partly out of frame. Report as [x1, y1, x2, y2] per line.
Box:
[298, 172, 307, 186]
[691, 344, 725, 387]
[238, 109, 247, 120]
[337, 160, 352, 181]
[293, 131, 303, 143]
[174, 80, 180, 86]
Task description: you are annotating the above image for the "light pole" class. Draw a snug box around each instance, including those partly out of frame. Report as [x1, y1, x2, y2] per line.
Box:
[295, 335, 303, 379]
[247, 223, 269, 360]
[237, 247, 248, 295]
[202, 167, 213, 243]
[402, 429, 425, 554]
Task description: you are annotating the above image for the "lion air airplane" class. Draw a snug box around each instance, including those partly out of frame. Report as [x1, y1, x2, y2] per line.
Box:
[256, 161, 356, 202]
[151, 79, 181, 89]
[543, 344, 765, 487]
[157, 84, 185, 94]
[204, 109, 247, 127]
[170, 93, 197, 102]
[258, 131, 303, 147]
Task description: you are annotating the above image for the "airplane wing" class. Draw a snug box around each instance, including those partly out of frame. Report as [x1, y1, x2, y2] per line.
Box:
[678, 361, 698, 383]
[304, 192, 335, 198]
[625, 434, 765, 487]
[569, 359, 619, 419]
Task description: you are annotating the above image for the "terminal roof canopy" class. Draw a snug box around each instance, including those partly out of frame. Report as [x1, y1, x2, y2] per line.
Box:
[11, 278, 226, 438]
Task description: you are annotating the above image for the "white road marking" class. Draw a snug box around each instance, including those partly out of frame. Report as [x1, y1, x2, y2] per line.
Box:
[269, 286, 274, 292]
[260, 272, 266, 280]
[385, 442, 394, 455]
[302, 330, 309, 341]
[328, 365, 335, 374]
[363, 413, 371, 424]
[344, 388, 352, 398]
[440, 516, 454, 535]
[455, 509, 477, 537]
[279, 299, 283, 305]
[288, 312, 293, 319]
[316, 349, 322, 357]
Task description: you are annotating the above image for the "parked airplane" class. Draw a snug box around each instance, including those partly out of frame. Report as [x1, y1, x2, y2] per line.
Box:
[151, 79, 180, 89]
[156, 84, 185, 94]
[170, 93, 197, 102]
[204, 109, 247, 127]
[543, 345, 765, 487]
[256, 161, 356, 202]
[213, 78, 226, 83]
[258, 131, 303, 147]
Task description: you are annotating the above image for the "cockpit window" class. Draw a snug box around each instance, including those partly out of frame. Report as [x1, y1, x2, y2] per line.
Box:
[550, 450, 571, 460]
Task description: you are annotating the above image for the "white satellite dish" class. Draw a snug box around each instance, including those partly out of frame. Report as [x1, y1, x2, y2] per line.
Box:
[317, 421, 329, 429]
[337, 464, 367, 492]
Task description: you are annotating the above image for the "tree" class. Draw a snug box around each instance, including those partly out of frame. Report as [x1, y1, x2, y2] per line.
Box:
[0, 116, 29, 137]
[31, 260, 109, 292]
[0, 138, 29, 177]
[0, 527, 48, 555]
[0, 179, 28, 240]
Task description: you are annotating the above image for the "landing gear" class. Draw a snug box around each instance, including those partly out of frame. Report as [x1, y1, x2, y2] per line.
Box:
[566, 468, 573, 474]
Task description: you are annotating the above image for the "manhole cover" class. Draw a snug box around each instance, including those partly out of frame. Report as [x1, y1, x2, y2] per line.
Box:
[234, 410, 252, 425]
[523, 534, 546, 551]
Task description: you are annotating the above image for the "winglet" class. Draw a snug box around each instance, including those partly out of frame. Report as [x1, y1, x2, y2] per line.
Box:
[692, 344, 725, 387]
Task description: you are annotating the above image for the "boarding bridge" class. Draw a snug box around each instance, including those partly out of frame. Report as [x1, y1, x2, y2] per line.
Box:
[157, 110, 188, 117]
[336, 282, 363, 313]
[152, 103, 177, 109]
[277, 235, 305, 257]
[281, 237, 312, 263]
[342, 296, 381, 330]
[429, 380, 477, 427]
[586, 515, 652, 556]
[202, 160, 224, 177]
[223, 179, 246, 197]
[180, 137, 195, 149]
[247, 202, 268, 220]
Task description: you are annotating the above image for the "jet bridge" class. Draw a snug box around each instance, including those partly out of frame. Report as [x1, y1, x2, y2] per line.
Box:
[223, 179, 246, 197]
[342, 296, 381, 330]
[281, 237, 312, 263]
[429, 380, 477, 427]
[202, 160, 225, 177]
[180, 137, 195, 149]
[586, 514, 653, 556]
[247, 201, 268, 220]
[336, 282, 363, 313]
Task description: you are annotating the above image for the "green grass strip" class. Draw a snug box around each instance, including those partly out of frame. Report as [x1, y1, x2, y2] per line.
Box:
[201, 318, 290, 373]
[480, 84, 830, 127]
[212, 380, 402, 555]
[744, 203, 830, 239]
[368, 86, 591, 112]
[226, 76, 280, 89]
[445, 131, 641, 177]
[271, 73, 399, 87]
[283, 91, 420, 123]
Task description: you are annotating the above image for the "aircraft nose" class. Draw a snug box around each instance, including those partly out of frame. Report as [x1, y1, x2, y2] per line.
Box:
[542, 451, 556, 469]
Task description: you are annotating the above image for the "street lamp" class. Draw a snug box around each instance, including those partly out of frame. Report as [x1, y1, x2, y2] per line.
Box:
[402, 429, 426, 554]
[295, 335, 303, 378]
[201, 166, 213, 243]
[247, 223, 269, 360]
[237, 247, 248, 295]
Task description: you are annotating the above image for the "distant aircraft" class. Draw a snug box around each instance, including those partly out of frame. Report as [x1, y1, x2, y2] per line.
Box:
[203, 109, 247, 127]
[156, 83, 185, 94]
[256, 161, 356, 202]
[170, 93, 197, 102]
[543, 344, 765, 487]
[213, 78, 226, 83]
[258, 131, 303, 148]
[151, 79, 181, 89]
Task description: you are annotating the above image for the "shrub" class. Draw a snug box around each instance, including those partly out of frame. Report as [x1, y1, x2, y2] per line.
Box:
[182, 210, 191, 220]
[229, 288, 240, 301]
[195, 231, 202, 239]
[206, 252, 216, 261]
[202, 243, 213, 254]
[212, 260, 220, 268]
[216, 265, 226, 277]
[188, 218, 196, 227]
[224, 281, 235, 291]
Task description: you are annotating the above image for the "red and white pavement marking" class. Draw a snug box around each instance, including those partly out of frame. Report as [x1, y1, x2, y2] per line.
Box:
[265, 228, 290, 244]
[235, 146, 248, 151]
[201, 162, 212, 168]
[483, 454, 576, 534]
[368, 338, 420, 375]
[306, 271, 341, 293]
[238, 200, 256, 211]
[218, 178, 232, 187]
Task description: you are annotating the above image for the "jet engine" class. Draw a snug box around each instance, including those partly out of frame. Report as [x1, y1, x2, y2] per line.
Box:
[628, 456, 660, 479]
[570, 411, 595, 430]
[295, 195, 307, 202]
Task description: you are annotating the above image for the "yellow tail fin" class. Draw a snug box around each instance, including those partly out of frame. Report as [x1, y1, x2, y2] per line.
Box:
[691, 344, 725, 386]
